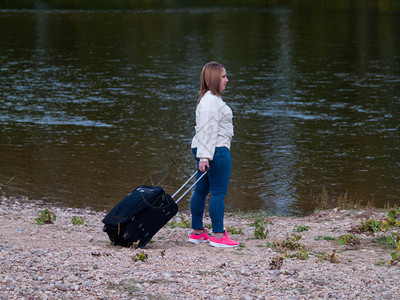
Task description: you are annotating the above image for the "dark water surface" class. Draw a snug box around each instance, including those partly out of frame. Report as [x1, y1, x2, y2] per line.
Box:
[1, 4, 399, 215]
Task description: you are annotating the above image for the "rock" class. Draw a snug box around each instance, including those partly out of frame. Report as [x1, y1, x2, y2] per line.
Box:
[382, 292, 392, 299]
[55, 284, 68, 291]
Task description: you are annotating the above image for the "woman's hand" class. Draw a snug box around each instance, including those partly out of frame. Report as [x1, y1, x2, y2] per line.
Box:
[199, 160, 209, 172]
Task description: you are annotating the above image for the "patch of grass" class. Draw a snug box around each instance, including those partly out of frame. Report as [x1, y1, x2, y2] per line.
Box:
[374, 233, 400, 249]
[388, 206, 400, 219]
[315, 235, 336, 241]
[337, 233, 360, 246]
[266, 241, 277, 248]
[71, 216, 87, 225]
[288, 249, 309, 260]
[107, 279, 140, 293]
[386, 233, 400, 247]
[293, 224, 310, 232]
[358, 208, 400, 233]
[35, 208, 56, 225]
[227, 226, 243, 235]
[168, 213, 191, 228]
[375, 260, 386, 267]
[312, 186, 361, 211]
[389, 241, 400, 266]
[237, 242, 245, 249]
[316, 250, 340, 263]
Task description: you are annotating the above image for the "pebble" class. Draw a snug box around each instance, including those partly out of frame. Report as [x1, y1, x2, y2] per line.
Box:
[55, 284, 68, 291]
[382, 292, 393, 300]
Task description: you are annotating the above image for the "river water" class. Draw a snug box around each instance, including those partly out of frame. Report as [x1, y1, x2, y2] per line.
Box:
[1, 3, 399, 215]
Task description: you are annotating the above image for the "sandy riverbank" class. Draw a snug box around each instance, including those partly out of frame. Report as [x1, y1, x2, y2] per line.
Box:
[0, 196, 399, 300]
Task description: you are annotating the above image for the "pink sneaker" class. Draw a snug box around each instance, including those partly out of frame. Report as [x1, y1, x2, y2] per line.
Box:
[188, 228, 210, 244]
[209, 231, 239, 248]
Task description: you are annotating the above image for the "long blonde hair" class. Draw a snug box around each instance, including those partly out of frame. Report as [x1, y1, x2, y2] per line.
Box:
[197, 61, 225, 105]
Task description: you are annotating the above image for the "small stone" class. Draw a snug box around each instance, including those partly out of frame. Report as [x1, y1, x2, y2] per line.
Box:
[268, 270, 280, 276]
[55, 284, 68, 291]
[71, 284, 80, 291]
[382, 292, 392, 300]
[240, 295, 252, 300]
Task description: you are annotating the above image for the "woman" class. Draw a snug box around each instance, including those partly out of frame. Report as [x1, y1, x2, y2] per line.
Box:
[188, 61, 239, 248]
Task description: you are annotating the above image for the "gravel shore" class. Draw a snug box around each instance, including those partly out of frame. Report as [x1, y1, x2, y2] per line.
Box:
[1, 196, 400, 300]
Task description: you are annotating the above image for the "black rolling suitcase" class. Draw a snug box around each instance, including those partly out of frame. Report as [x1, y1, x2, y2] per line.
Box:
[102, 170, 207, 248]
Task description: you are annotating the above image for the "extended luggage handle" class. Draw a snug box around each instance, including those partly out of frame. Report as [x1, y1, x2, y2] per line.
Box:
[135, 169, 208, 210]
[172, 170, 208, 204]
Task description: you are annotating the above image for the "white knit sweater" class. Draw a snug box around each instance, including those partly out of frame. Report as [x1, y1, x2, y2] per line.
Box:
[191, 91, 234, 161]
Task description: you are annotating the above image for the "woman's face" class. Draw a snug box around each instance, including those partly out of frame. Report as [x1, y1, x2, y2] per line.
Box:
[219, 68, 228, 93]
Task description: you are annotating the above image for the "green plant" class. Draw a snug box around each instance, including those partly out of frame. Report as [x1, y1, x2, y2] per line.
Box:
[249, 217, 270, 239]
[389, 241, 400, 266]
[375, 260, 386, 267]
[380, 217, 399, 231]
[388, 206, 400, 219]
[279, 233, 305, 250]
[71, 216, 86, 225]
[289, 249, 309, 260]
[6, 175, 16, 185]
[317, 250, 340, 263]
[35, 208, 56, 225]
[293, 224, 310, 232]
[358, 208, 400, 233]
[386, 233, 400, 248]
[168, 213, 191, 228]
[237, 242, 245, 249]
[134, 252, 148, 262]
[359, 218, 381, 233]
[315, 235, 336, 241]
[337, 233, 360, 246]
[227, 226, 243, 235]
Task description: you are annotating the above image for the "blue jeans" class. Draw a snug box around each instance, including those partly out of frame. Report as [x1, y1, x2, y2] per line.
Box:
[190, 147, 231, 233]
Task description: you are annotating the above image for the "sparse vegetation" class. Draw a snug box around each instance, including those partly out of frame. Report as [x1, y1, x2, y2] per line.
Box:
[249, 217, 270, 239]
[133, 251, 148, 262]
[71, 216, 87, 225]
[357, 208, 400, 233]
[359, 218, 382, 232]
[270, 255, 284, 270]
[278, 233, 305, 251]
[288, 249, 309, 260]
[2, 196, 400, 299]
[313, 186, 361, 211]
[389, 241, 400, 265]
[317, 250, 340, 263]
[315, 235, 336, 241]
[293, 224, 310, 232]
[337, 233, 360, 246]
[168, 213, 191, 228]
[227, 226, 243, 235]
[35, 208, 56, 225]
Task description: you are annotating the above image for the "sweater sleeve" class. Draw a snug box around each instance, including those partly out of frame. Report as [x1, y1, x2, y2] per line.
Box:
[194, 105, 219, 160]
